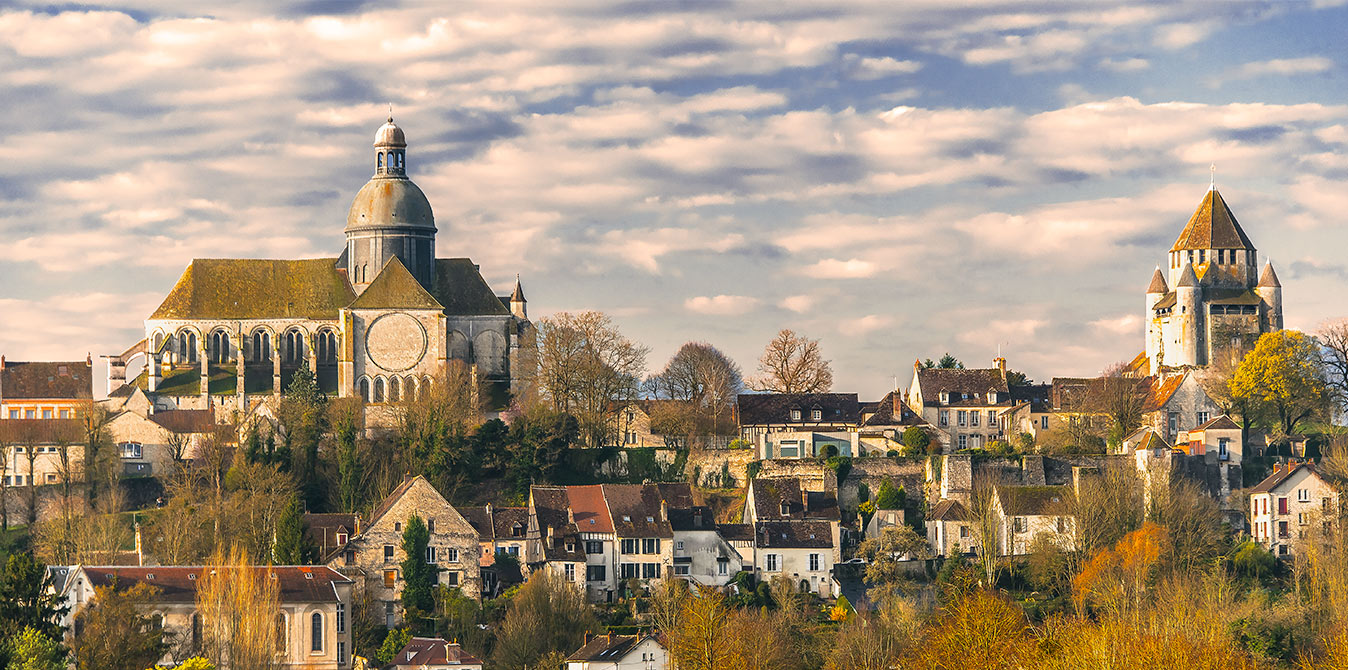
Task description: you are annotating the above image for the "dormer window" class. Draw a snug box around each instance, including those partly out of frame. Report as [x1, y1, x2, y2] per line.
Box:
[780, 502, 791, 516]
[811, 409, 822, 421]
[512, 522, 524, 537]
[939, 391, 949, 404]
[336, 533, 348, 545]
[790, 409, 801, 421]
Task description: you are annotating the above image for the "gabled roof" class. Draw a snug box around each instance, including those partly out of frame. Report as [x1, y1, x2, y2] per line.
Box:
[735, 393, 860, 426]
[529, 486, 585, 562]
[860, 392, 928, 428]
[430, 259, 511, 316]
[77, 566, 351, 604]
[366, 475, 455, 531]
[602, 484, 673, 538]
[914, 368, 1009, 406]
[1141, 374, 1187, 413]
[1171, 189, 1255, 251]
[929, 499, 967, 522]
[717, 523, 754, 541]
[1251, 462, 1324, 494]
[1126, 427, 1173, 453]
[347, 256, 443, 310]
[755, 520, 833, 549]
[149, 259, 355, 320]
[567, 634, 661, 662]
[996, 485, 1070, 516]
[667, 506, 717, 531]
[567, 485, 614, 533]
[148, 409, 216, 434]
[393, 637, 483, 667]
[304, 513, 358, 558]
[0, 360, 93, 400]
[1194, 415, 1240, 431]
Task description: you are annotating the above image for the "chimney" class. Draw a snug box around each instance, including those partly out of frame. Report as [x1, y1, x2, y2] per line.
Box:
[134, 520, 144, 566]
[86, 352, 93, 367]
[660, 500, 668, 523]
[801, 489, 809, 512]
[1, 355, 5, 370]
[584, 632, 593, 645]
[693, 508, 703, 528]
[485, 503, 493, 517]
[994, 356, 1007, 380]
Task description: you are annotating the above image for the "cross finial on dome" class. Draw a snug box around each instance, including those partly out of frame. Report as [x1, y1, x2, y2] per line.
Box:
[388, 102, 393, 123]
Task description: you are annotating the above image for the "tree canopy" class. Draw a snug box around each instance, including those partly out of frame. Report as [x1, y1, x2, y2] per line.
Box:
[1230, 330, 1328, 434]
[752, 329, 833, 394]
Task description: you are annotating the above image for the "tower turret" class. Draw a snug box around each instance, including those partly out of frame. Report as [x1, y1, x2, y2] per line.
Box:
[1145, 267, 1168, 371]
[1175, 260, 1202, 367]
[344, 115, 437, 292]
[1257, 261, 1283, 331]
[510, 275, 527, 320]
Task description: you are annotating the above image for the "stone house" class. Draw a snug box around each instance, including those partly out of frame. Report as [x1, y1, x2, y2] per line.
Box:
[389, 637, 484, 669]
[1140, 371, 1222, 445]
[1251, 462, 1339, 559]
[668, 504, 740, 586]
[754, 521, 836, 596]
[736, 393, 862, 457]
[524, 486, 588, 593]
[325, 476, 480, 628]
[1181, 415, 1244, 464]
[0, 418, 83, 488]
[717, 523, 756, 573]
[863, 507, 906, 540]
[104, 408, 217, 479]
[566, 633, 668, 670]
[605, 484, 675, 588]
[459, 504, 528, 562]
[306, 513, 360, 561]
[992, 485, 1075, 556]
[742, 477, 841, 562]
[0, 356, 93, 420]
[906, 359, 1013, 451]
[856, 391, 933, 455]
[926, 499, 976, 558]
[60, 565, 354, 669]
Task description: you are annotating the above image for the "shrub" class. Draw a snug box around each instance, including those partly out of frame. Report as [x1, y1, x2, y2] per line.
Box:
[874, 479, 905, 510]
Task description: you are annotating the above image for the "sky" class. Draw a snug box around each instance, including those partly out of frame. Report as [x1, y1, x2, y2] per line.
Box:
[2, 1, 1347, 400]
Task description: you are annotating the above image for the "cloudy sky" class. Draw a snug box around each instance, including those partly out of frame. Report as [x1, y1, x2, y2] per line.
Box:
[2, 1, 1347, 399]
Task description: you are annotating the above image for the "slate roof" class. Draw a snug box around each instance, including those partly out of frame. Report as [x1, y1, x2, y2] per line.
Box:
[667, 505, 717, 531]
[0, 360, 93, 400]
[530, 486, 585, 562]
[347, 256, 443, 310]
[1251, 462, 1322, 494]
[929, 499, 967, 522]
[304, 513, 357, 558]
[1147, 268, 1168, 293]
[1126, 428, 1173, 453]
[717, 523, 754, 541]
[0, 419, 83, 444]
[1010, 383, 1052, 413]
[915, 368, 1009, 407]
[736, 393, 860, 426]
[755, 520, 833, 549]
[430, 259, 511, 316]
[149, 259, 356, 320]
[567, 634, 658, 663]
[860, 392, 928, 428]
[392, 637, 483, 667]
[749, 478, 840, 522]
[1258, 262, 1281, 288]
[79, 566, 350, 603]
[996, 486, 1070, 517]
[1171, 189, 1255, 251]
[1208, 288, 1262, 306]
[602, 484, 673, 538]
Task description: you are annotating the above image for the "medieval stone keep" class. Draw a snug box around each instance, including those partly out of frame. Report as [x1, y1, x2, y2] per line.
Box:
[104, 116, 532, 410]
[1144, 187, 1283, 376]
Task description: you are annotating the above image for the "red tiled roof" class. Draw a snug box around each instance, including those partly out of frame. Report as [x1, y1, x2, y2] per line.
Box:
[0, 419, 83, 444]
[1251, 462, 1321, 494]
[0, 360, 93, 401]
[1141, 374, 1186, 413]
[393, 637, 483, 667]
[567, 485, 614, 533]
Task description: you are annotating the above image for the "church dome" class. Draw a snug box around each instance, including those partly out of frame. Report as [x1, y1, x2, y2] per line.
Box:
[345, 178, 435, 232]
[374, 116, 406, 147]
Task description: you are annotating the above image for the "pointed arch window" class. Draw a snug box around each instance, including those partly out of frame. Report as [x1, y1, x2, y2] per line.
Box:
[359, 378, 371, 403]
[253, 331, 272, 363]
[373, 377, 385, 403]
[389, 377, 400, 402]
[311, 612, 323, 652]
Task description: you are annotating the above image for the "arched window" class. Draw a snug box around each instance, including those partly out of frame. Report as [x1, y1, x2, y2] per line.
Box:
[389, 377, 400, 402]
[373, 378, 385, 403]
[284, 330, 303, 364]
[422, 376, 433, 393]
[377, 152, 384, 172]
[276, 612, 287, 652]
[315, 330, 337, 364]
[361, 264, 368, 283]
[359, 378, 370, 403]
[153, 332, 164, 354]
[253, 331, 272, 363]
[405, 376, 417, 401]
[179, 332, 198, 364]
[211, 331, 231, 363]
[311, 612, 323, 652]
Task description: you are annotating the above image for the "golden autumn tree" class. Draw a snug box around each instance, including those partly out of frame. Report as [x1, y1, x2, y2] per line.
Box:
[196, 546, 280, 670]
[1072, 521, 1166, 617]
[1229, 330, 1329, 435]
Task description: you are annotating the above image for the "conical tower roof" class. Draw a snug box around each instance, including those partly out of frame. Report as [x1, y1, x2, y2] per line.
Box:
[1176, 261, 1199, 288]
[1147, 267, 1168, 293]
[1258, 261, 1281, 288]
[1171, 189, 1255, 251]
[511, 275, 526, 302]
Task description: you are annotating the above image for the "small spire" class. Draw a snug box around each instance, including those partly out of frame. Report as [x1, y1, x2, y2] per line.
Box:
[1210, 163, 1216, 191]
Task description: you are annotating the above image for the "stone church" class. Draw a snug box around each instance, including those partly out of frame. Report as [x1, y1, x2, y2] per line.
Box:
[1143, 187, 1283, 376]
[106, 116, 531, 410]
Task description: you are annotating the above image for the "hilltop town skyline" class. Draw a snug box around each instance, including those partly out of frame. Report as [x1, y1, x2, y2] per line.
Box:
[3, 2, 1348, 398]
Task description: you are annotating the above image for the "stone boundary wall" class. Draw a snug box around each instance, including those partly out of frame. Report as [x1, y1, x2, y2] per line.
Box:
[685, 449, 757, 488]
[839, 459, 926, 508]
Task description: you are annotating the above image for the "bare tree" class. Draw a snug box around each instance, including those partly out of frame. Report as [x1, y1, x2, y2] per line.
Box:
[967, 476, 1003, 587]
[76, 400, 115, 509]
[197, 545, 281, 670]
[751, 329, 833, 394]
[531, 311, 649, 447]
[647, 342, 745, 436]
[1319, 318, 1348, 418]
[1087, 363, 1150, 446]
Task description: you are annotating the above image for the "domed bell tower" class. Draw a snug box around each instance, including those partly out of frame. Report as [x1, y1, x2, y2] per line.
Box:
[344, 116, 437, 293]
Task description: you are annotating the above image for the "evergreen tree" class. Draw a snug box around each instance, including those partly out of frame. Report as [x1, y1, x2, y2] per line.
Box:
[0, 553, 67, 642]
[281, 359, 328, 509]
[873, 479, 905, 510]
[272, 497, 313, 565]
[335, 408, 362, 515]
[400, 515, 438, 631]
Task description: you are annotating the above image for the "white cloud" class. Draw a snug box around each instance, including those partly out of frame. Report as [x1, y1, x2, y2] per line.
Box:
[800, 258, 877, 279]
[844, 55, 922, 80]
[839, 314, 893, 335]
[1211, 57, 1333, 87]
[684, 295, 759, 315]
[1091, 314, 1142, 335]
[1098, 57, 1149, 72]
[780, 295, 816, 313]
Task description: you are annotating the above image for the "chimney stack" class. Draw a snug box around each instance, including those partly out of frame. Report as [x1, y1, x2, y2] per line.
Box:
[660, 500, 668, 523]
[801, 489, 809, 511]
[994, 356, 1007, 380]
